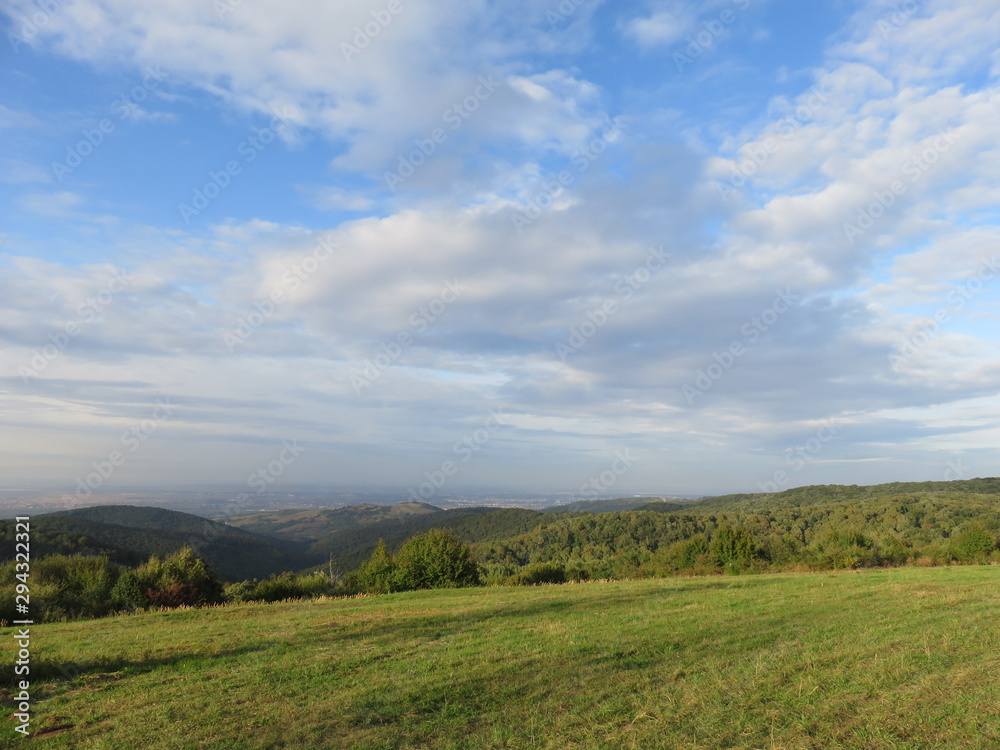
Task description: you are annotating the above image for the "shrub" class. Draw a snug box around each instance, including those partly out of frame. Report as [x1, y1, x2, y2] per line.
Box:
[711, 526, 760, 572]
[392, 529, 481, 591]
[135, 547, 223, 607]
[481, 564, 518, 586]
[223, 572, 335, 603]
[949, 523, 997, 562]
[508, 563, 566, 586]
[353, 531, 481, 594]
[110, 568, 145, 611]
[357, 540, 397, 594]
[1, 555, 119, 622]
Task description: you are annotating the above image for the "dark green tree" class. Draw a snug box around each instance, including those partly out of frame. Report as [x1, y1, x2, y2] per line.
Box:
[110, 568, 146, 611]
[136, 547, 223, 607]
[710, 525, 759, 570]
[391, 529, 481, 591]
[357, 540, 397, 594]
[950, 523, 997, 562]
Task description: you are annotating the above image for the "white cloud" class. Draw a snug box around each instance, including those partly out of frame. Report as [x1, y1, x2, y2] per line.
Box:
[14, 191, 84, 217]
[0, 104, 39, 131]
[624, 7, 695, 47]
[0, 159, 52, 185]
[296, 186, 375, 213]
[6, 0, 614, 178]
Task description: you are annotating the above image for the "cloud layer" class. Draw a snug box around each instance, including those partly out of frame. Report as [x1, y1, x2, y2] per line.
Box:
[1, 0, 998, 497]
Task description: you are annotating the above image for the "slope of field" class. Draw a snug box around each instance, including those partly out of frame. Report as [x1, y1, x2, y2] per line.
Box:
[6, 567, 998, 749]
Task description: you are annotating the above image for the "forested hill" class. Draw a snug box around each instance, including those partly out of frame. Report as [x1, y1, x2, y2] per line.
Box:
[472, 481, 1000, 578]
[664, 478, 1000, 513]
[220, 501, 442, 542]
[307, 507, 580, 571]
[3, 505, 317, 580]
[542, 497, 689, 514]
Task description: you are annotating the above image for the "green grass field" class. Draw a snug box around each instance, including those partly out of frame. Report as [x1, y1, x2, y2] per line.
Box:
[4, 566, 998, 749]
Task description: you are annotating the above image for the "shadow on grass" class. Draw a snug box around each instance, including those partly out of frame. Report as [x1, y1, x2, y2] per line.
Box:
[305, 579, 777, 646]
[2, 642, 277, 688]
[344, 659, 548, 730]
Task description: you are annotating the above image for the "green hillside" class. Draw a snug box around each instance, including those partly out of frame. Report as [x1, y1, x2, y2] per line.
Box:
[542, 496, 688, 514]
[472, 482, 1000, 577]
[220, 501, 443, 542]
[309, 507, 578, 571]
[667, 477, 1000, 513]
[5, 567, 998, 748]
[4, 506, 317, 581]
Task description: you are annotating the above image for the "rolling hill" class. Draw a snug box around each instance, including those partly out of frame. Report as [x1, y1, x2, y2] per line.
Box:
[660, 477, 1000, 513]
[219, 501, 443, 542]
[4, 506, 319, 581]
[541, 496, 689, 514]
[223, 503, 586, 572]
[307, 507, 581, 572]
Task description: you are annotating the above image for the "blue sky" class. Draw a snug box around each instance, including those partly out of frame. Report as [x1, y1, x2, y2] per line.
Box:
[1, 0, 999, 499]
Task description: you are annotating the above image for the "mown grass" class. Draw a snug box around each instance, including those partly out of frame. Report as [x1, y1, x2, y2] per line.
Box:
[3, 566, 998, 749]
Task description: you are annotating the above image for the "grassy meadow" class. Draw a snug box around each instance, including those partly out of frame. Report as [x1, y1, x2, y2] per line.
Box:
[4, 566, 998, 749]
